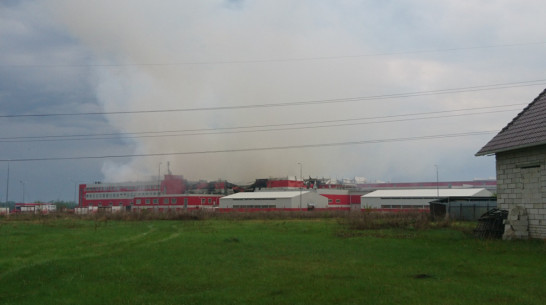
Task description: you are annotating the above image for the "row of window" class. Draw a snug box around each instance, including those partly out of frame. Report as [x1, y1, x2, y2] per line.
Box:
[90, 203, 128, 207]
[86, 191, 160, 199]
[134, 198, 216, 205]
[327, 199, 342, 203]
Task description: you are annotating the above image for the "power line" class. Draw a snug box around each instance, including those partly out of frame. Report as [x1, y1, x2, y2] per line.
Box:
[1, 80, 544, 119]
[0, 105, 523, 143]
[2, 41, 545, 68]
[2, 103, 524, 140]
[0, 130, 497, 162]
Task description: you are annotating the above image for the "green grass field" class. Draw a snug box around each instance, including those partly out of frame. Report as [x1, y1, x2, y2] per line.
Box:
[0, 216, 545, 305]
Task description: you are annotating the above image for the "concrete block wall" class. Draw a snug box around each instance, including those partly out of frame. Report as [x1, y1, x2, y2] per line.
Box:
[496, 144, 546, 239]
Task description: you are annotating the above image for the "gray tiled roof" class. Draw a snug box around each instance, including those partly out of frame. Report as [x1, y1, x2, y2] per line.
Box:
[476, 88, 546, 156]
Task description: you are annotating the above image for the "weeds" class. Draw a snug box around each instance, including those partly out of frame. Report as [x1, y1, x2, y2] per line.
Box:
[2, 210, 459, 234]
[340, 210, 448, 231]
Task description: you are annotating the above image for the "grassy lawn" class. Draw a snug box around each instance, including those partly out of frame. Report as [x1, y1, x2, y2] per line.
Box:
[0, 216, 545, 305]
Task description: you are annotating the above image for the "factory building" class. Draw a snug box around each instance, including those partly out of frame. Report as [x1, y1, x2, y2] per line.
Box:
[76, 170, 496, 214]
[361, 188, 494, 211]
[219, 190, 328, 211]
[256, 177, 305, 191]
[132, 194, 223, 212]
[78, 174, 230, 209]
[356, 180, 496, 192]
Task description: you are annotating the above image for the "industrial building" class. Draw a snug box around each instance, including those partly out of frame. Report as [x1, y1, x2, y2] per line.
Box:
[75, 171, 497, 214]
[361, 188, 494, 210]
[78, 174, 229, 210]
[219, 190, 328, 211]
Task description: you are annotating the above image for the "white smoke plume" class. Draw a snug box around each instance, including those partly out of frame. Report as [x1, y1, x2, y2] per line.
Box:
[41, 0, 546, 183]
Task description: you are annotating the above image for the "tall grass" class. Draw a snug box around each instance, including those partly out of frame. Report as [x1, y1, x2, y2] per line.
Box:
[2, 209, 352, 222]
[341, 210, 453, 230]
[2, 209, 454, 230]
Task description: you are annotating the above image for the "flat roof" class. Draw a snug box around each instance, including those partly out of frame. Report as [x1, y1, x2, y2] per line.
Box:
[362, 188, 493, 198]
[222, 191, 311, 199]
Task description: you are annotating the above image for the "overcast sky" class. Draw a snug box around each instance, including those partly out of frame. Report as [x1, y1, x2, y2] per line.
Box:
[1, 0, 546, 202]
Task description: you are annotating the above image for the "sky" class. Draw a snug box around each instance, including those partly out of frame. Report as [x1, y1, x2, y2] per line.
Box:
[1, 0, 546, 203]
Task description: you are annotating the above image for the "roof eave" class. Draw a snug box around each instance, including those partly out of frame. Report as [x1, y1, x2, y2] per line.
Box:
[475, 140, 546, 156]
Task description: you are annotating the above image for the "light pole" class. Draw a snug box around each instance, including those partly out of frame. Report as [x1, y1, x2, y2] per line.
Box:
[5, 161, 10, 206]
[435, 164, 447, 219]
[19, 180, 25, 203]
[74, 182, 78, 206]
[434, 164, 439, 199]
[298, 162, 302, 210]
[158, 162, 162, 195]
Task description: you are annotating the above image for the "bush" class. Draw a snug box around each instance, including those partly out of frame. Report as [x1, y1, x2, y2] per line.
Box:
[341, 210, 436, 230]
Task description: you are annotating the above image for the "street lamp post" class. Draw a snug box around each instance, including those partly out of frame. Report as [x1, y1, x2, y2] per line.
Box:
[158, 162, 162, 195]
[298, 162, 302, 210]
[434, 164, 447, 219]
[5, 161, 10, 206]
[435, 165, 439, 199]
[19, 180, 25, 203]
[74, 182, 78, 206]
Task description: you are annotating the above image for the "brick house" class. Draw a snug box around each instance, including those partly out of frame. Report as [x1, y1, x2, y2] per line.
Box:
[476, 88, 546, 239]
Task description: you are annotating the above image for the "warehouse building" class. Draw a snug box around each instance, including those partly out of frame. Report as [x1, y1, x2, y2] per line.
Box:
[361, 188, 494, 210]
[219, 190, 328, 211]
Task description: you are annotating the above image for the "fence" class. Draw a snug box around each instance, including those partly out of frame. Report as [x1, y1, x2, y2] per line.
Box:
[430, 198, 497, 221]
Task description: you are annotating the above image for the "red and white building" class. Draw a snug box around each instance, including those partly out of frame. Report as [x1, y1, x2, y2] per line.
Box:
[77, 173, 496, 213]
[78, 174, 227, 212]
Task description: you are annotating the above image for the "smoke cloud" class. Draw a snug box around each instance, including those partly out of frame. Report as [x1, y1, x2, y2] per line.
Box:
[40, 0, 546, 183]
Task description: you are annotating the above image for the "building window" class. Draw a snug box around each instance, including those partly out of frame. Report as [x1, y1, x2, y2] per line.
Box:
[171, 198, 177, 204]
[328, 199, 333, 203]
[145, 199, 150, 205]
[201, 198, 205, 204]
[153, 199, 159, 204]
[136, 199, 141, 204]
[163, 198, 169, 204]
[208, 198, 212, 203]
[335, 199, 341, 203]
